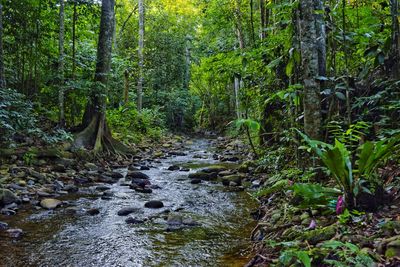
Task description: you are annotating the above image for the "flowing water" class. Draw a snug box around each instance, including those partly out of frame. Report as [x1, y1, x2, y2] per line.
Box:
[0, 139, 257, 267]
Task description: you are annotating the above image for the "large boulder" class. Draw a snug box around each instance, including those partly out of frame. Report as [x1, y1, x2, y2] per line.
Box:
[0, 189, 20, 206]
[188, 172, 217, 181]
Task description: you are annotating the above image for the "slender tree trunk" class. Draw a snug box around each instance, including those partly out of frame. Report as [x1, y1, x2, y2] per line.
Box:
[260, 0, 266, 40]
[299, 0, 322, 140]
[0, 4, 5, 88]
[124, 69, 129, 104]
[314, 0, 326, 78]
[234, 76, 241, 119]
[249, 0, 255, 46]
[391, 0, 400, 78]
[58, 0, 66, 127]
[184, 36, 191, 90]
[342, 0, 351, 125]
[137, 0, 144, 111]
[73, 0, 128, 153]
[72, 1, 77, 79]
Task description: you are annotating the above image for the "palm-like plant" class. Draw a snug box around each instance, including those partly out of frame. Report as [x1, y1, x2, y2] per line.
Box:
[297, 130, 399, 209]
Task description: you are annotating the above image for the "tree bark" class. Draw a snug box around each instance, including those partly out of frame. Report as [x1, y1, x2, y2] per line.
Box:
[0, 4, 5, 88]
[73, 0, 129, 154]
[72, 1, 77, 79]
[58, 0, 66, 127]
[259, 0, 266, 40]
[314, 0, 326, 78]
[184, 35, 191, 90]
[391, 0, 400, 78]
[124, 69, 129, 104]
[299, 0, 322, 140]
[137, 0, 144, 111]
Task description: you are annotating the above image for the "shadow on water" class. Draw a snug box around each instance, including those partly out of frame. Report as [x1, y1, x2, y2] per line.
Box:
[0, 139, 257, 267]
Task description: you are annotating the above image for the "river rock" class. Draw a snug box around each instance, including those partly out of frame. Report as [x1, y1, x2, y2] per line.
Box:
[125, 217, 145, 224]
[140, 166, 150, 170]
[117, 207, 140, 216]
[96, 185, 111, 191]
[167, 214, 183, 226]
[131, 178, 151, 188]
[168, 165, 180, 171]
[52, 164, 66, 173]
[145, 200, 164, 209]
[98, 175, 114, 184]
[127, 171, 150, 180]
[87, 208, 100, 216]
[190, 179, 202, 184]
[134, 187, 152, 194]
[169, 151, 187, 156]
[40, 198, 62, 209]
[64, 184, 78, 193]
[6, 228, 23, 238]
[221, 175, 242, 186]
[104, 171, 124, 179]
[0, 221, 9, 230]
[0, 189, 20, 206]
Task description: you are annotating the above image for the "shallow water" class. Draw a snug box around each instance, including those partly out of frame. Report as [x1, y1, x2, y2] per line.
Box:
[0, 139, 257, 267]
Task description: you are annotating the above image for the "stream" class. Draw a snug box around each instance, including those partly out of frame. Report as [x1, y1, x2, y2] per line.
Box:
[0, 139, 257, 267]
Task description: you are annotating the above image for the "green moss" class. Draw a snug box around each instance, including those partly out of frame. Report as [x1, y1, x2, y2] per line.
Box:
[301, 225, 336, 245]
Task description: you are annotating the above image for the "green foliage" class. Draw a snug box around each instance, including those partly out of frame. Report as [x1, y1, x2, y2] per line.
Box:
[107, 104, 166, 144]
[292, 183, 341, 209]
[23, 151, 37, 166]
[298, 130, 399, 208]
[279, 249, 311, 267]
[318, 240, 374, 266]
[0, 88, 38, 143]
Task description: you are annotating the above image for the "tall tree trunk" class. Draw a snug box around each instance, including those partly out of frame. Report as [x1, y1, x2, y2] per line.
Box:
[259, 0, 266, 40]
[0, 4, 5, 88]
[391, 0, 400, 78]
[299, 0, 322, 140]
[58, 0, 66, 127]
[137, 0, 144, 111]
[183, 35, 191, 90]
[124, 69, 129, 104]
[249, 0, 255, 46]
[73, 0, 128, 153]
[72, 1, 77, 79]
[314, 0, 326, 78]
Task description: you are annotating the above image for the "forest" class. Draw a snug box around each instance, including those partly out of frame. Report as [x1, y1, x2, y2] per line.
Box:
[0, 0, 400, 266]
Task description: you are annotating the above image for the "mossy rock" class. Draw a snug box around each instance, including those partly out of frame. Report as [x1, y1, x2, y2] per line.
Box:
[301, 225, 337, 245]
[188, 172, 217, 181]
[221, 175, 242, 186]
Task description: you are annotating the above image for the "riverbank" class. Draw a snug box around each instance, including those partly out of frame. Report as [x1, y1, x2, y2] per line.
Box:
[0, 135, 262, 266]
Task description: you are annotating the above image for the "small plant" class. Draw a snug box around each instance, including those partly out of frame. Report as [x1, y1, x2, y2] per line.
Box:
[297, 130, 399, 209]
[23, 151, 37, 166]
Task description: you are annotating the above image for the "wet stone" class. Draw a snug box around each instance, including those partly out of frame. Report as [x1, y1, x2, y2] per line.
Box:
[168, 165, 180, 171]
[127, 171, 150, 180]
[190, 179, 202, 184]
[0, 221, 9, 230]
[87, 208, 100, 216]
[145, 200, 164, 209]
[117, 207, 140, 216]
[6, 228, 23, 239]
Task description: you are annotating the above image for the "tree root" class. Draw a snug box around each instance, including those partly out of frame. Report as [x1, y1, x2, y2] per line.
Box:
[72, 113, 133, 156]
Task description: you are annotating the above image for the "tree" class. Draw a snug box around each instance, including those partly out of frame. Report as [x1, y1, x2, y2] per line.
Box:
[73, 0, 128, 153]
[299, 0, 322, 140]
[137, 0, 144, 111]
[390, 0, 400, 78]
[58, 0, 66, 127]
[0, 3, 5, 89]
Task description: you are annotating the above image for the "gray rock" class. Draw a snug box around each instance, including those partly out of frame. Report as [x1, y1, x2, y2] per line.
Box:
[144, 200, 164, 209]
[96, 185, 111, 191]
[6, 228, 23, 238]
[0, 221, 9, 230]
[182, 218, 201, 226]
[87, 208, 100, 216]
[127, 171, 150, 180]
[190, 179, 202, 184]
[117, 207, 139, 216]
[167, 214, 183, 226]
[0, 189, 20, 206]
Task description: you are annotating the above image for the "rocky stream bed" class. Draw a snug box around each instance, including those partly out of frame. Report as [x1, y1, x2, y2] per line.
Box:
[0, 137, 261, 267]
